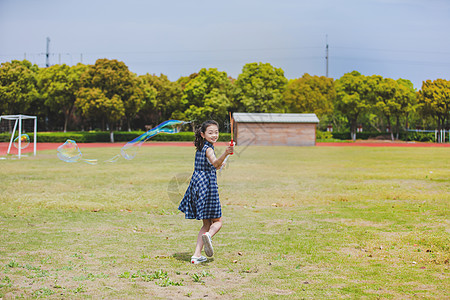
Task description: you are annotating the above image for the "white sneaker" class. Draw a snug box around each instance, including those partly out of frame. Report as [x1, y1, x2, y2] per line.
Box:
[202, 232, 214, 257]
[191, 255, 207, 264]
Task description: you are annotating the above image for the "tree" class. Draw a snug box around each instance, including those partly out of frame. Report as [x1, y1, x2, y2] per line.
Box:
[372, 76, 415, 140]
[37, 63, 87, 132]
[0, 60, 38, 115]
[393, 79, 416, 139]
[79, 59, 144, 132]
[75, 87, 124, 142]
[182, 68, 233, 126]
[139, 73, 184, 126]
[234, 62, 287, 113]
[177, 73, 198, 90]
[135, 77, 157, 128]
[334, 71, 374, 141]
[373, 77, 399, 141]
[418, 79, 450, 140]
[283, 73, 335, 118]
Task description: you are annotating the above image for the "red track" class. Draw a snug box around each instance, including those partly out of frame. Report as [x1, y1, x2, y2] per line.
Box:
[1, 140, 449, 155]
[317, 141, 450, 147]
[0, 141, 223, 154]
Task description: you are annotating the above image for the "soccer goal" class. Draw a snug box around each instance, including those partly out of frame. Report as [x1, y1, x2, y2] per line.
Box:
[0, 114, 37, 159]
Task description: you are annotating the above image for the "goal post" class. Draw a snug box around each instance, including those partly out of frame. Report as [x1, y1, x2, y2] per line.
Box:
[0, 114, 37, 158]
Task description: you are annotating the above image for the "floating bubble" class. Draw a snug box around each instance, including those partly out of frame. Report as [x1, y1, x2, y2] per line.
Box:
[120, 120, 185, 160]
[81, 158, 98, 165]
[57, 139, 98, 165]
[57, 120, 188, 164]
[13, 134, 30, 150]
[57, 140, 81, 162]
[104, 154, 121, 163]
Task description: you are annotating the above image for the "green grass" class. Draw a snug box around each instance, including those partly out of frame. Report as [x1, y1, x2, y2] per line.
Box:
[0, 145, 449, 299]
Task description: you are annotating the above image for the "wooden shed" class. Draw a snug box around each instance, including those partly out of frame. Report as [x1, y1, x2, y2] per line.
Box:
[233, 113, 320, 146]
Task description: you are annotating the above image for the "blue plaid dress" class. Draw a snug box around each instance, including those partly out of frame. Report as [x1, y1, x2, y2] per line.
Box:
[178, 141, 222, 220]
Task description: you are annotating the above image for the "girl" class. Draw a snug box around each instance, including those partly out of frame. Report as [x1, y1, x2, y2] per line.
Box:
[178, 120, 234, 264]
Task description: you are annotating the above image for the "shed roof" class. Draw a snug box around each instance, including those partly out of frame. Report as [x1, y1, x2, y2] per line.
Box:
[233, 113, 319, 123]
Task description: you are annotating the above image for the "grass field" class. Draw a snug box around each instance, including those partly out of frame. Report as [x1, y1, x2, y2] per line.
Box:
[0, 145, 449, 299]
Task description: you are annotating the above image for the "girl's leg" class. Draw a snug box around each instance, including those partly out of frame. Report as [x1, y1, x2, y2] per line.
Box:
[208, 217, 222, 237]
[193, 219, 212, 257]
[202, 217, 222, 257]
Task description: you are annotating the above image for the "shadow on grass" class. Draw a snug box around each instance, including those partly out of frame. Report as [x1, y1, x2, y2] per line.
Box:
[173, 252, 215, 264]
[173, 252, 191, 262]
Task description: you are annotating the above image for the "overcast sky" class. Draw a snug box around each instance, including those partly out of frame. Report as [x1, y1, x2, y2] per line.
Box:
[1, 0, 449, 89]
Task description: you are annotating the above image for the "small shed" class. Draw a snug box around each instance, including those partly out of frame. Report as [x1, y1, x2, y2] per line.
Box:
[233, 113, 320, 146]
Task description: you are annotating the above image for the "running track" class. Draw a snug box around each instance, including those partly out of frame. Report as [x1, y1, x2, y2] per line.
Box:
[1, 140, 449, 155]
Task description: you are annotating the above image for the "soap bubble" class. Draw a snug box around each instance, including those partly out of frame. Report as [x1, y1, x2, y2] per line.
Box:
[104, 154, 121, 163]
[57, 139, 82, 162]
[57, 120, 188, 164]
[57, 139, 97, 165]
[120, 120, 185, 160]
[13, 134, 30, 150]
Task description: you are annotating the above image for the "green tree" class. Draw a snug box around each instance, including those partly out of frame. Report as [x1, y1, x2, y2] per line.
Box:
[335, 71, 374, 141]
[37, 63, 87, 132]
[177, 73, 198, 90]
[0, 60, 38, 115]
[79, 59, 144, 132]
[393, 79, 416, 139]
[418, 79, 450, 140]
[234, 62, 287, 113]
[139, 73, 184, 126]
[182, 68, 233, 126]
[75, 87, 125, 142]
[283, 73, 335, 118]
[373, 77, 399, 141]
[373, 76, 416, 140]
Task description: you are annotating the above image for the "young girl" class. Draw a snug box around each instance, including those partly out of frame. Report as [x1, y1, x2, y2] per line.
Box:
[178, 120, 234, 264]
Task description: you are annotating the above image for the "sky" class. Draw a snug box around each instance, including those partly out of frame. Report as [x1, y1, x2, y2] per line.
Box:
[1, 0, 449, 89]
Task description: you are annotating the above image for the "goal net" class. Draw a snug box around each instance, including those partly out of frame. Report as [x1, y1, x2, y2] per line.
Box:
[0, 115, 37, 159]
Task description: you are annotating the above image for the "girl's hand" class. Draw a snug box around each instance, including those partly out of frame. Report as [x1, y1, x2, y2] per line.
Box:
[226, 145, 234, 155]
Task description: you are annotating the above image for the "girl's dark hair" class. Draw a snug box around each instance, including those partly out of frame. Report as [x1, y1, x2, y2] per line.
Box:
[194, 120, 219, 151]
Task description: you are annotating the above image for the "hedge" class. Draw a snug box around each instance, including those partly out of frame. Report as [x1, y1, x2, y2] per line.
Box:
[324, 131, 436, 142]
[0, 131, 232, 143]
[1, 130, 436, 143]
[398, 131, 436, 142]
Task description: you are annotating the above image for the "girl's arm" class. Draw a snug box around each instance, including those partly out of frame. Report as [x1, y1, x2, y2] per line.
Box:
[205, 145, 234, 170]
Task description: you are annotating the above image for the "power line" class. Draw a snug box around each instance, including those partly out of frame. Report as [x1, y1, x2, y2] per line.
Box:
[332, 56, 450, 67]
[333, 46, 450, 56]
[2, 45, 450, 60]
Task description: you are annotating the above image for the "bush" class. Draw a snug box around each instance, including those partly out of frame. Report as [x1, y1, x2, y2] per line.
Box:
[0, 131, 232, 143]
[316, 131, 333, 140]
[331, 131, 390, 140]
[331, 132, 351, 140]
[0, 133, 12, 142]
[330, 131, 437, 142]
[400, 131, 435, 142]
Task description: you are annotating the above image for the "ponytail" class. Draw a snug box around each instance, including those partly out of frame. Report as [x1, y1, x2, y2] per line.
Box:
[194, 120, 219, 151]
[194, 127, 204, 151]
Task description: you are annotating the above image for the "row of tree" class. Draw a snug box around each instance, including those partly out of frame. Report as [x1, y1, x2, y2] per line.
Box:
[0, 59, 449, 141]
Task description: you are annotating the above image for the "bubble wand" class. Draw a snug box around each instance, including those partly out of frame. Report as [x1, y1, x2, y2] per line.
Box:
[229, 111, 234, 154]
[220, 112, 234, 171]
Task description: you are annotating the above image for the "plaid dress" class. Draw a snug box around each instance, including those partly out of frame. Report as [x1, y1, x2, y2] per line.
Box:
[178, 141, 222, 220]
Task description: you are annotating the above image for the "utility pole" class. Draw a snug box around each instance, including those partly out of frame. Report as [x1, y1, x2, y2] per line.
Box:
[46, 37, 51, 67]
[325, 35, 329, 77]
